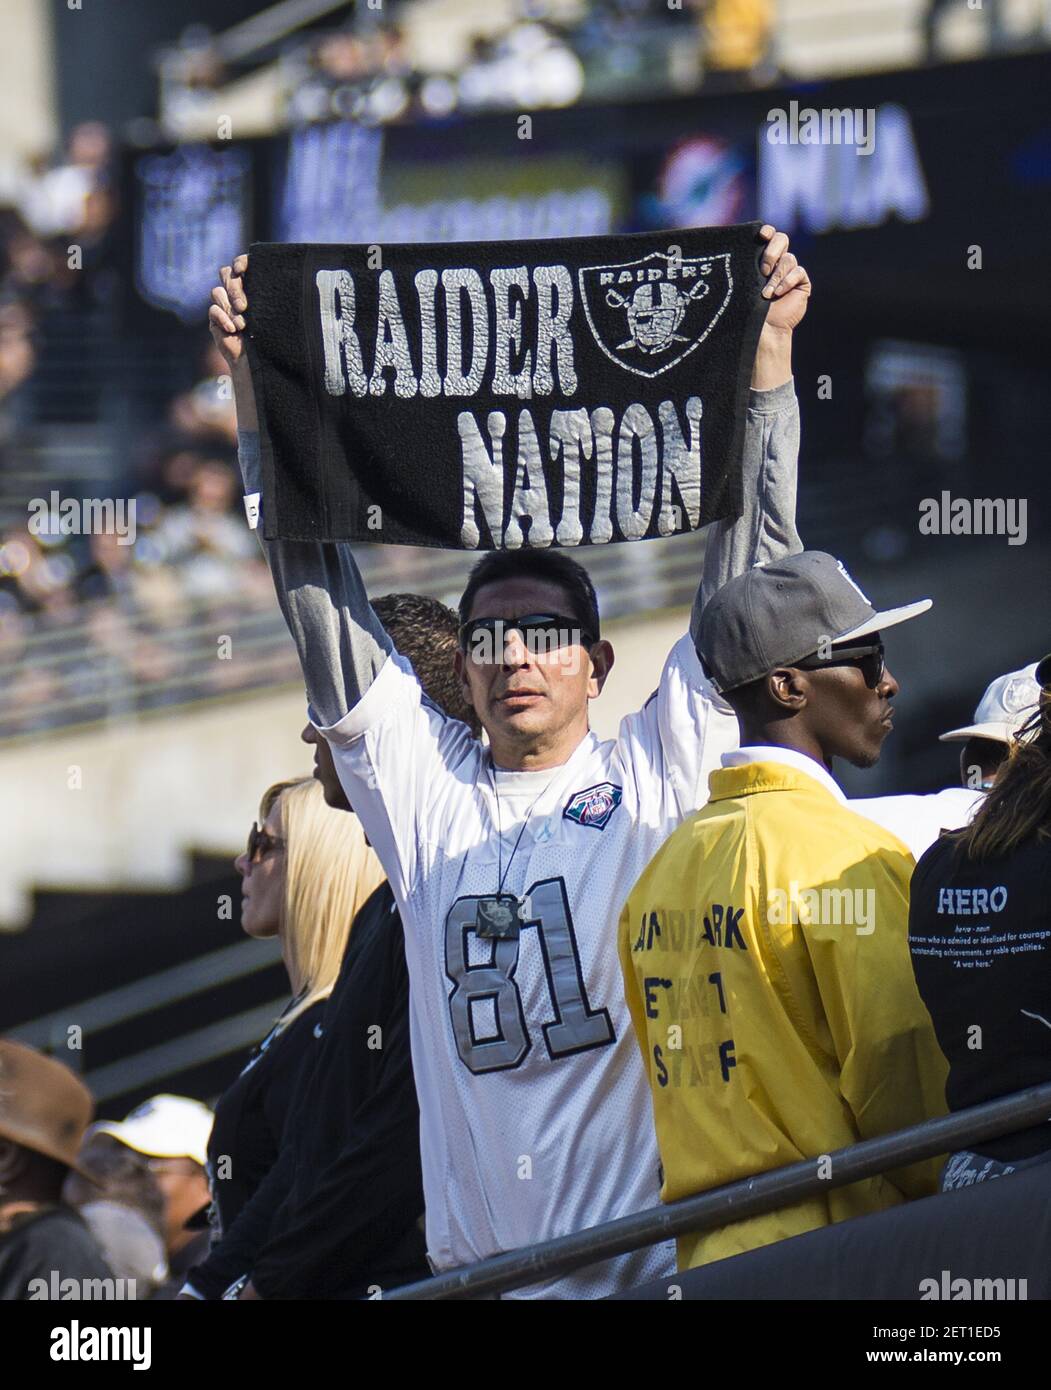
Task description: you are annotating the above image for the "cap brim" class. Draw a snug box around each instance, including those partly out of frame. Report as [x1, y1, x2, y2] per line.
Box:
[87, 1120, 141, 1150]
[88, 1119, 204, 1164]
[837, 599, 932, 643]
[1037, 653, 1051, 688]
[939, 721, 1015, 745]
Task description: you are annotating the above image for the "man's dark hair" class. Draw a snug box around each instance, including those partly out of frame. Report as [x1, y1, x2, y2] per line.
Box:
[16, 1148, 70, 1203]
[457, 550, 600, 642]
[373, 593, 481, 738]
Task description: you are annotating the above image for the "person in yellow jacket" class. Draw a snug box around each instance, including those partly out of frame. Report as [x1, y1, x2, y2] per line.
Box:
[619, 550, 949, 1271]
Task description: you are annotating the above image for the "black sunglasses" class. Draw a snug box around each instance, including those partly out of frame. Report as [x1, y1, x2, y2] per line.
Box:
[246, 822, 286, 863]
[458, 613, 597, 662]
[795, 641, 886, 689]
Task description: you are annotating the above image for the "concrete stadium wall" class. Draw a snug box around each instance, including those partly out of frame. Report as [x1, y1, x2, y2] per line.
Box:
[0, 0, 57, 177]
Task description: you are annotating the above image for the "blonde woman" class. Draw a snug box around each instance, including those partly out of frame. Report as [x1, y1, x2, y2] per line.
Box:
[207, 778, 385, 1236]
[183, 591, 478, 1302]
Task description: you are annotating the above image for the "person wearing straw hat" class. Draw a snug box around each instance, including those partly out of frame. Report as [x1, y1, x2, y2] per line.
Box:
[0, 1040, 112, 1300]
[619, 551, 949, 1271]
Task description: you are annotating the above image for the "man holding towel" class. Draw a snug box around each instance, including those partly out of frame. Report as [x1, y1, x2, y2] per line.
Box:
[208, 226, 809, 1297]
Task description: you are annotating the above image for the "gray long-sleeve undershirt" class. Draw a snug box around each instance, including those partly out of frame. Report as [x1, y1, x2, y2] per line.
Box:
[239, 378, 801, 729]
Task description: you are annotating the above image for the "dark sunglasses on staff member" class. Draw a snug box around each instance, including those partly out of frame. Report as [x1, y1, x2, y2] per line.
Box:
[794, 640, 886, 689]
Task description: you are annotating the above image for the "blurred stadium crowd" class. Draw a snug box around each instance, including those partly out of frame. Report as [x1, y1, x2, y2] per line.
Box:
[0, 1, 780, 740]
[0, 121, 278, 738]
[162, 0, 775, 137]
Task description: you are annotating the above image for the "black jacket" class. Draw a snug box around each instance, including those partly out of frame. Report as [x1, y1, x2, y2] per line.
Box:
[0, 1206, 113, 1301]
[192, 883, 427, 1298]
[207, 998, 325, 1234]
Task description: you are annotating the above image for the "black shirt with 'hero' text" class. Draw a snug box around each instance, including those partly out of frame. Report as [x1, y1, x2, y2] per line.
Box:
[908, 830, 1051, 1161]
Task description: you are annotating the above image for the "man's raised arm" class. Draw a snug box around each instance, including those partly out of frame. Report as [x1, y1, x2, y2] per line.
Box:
[691, 226, 810, 644]
[211, 257, 391, 729]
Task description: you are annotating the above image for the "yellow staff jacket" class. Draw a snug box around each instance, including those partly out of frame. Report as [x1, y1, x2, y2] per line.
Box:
[619, 757, 949, 1271]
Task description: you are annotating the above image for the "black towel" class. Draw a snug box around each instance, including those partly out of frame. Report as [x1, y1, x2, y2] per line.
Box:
[245, 223, 770, 548]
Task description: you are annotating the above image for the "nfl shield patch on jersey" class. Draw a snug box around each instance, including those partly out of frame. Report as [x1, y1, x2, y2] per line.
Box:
[563, 782, 623, 831]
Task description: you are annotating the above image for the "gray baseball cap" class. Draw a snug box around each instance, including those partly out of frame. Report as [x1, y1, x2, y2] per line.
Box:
[697, 550, 931, 694]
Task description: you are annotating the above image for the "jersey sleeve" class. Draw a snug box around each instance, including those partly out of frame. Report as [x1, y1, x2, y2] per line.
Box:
[616, 634, 742, 820]
[315, 652, 480, 900]
[848, 788, 983, 863]
[239, 428, 479, 893]
[618, 895, 660, 1086]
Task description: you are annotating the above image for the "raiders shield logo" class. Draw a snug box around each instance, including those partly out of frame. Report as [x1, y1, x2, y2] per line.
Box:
[577, 248, 734, 379]
[563, 781, 623, 831]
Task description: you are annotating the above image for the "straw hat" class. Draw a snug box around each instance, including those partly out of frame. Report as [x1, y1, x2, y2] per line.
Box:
[0, 1039, 96, 1178]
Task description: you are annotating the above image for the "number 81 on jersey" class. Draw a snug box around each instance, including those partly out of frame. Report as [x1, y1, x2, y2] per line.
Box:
[444, 877, 616, 1074]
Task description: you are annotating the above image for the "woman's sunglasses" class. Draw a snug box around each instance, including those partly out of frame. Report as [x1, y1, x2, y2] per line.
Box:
[795, 642, 886, 689]
[246, 822, 286, 863]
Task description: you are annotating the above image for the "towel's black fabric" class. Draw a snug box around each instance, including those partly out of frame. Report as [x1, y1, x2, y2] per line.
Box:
[246, 224, 769, 548]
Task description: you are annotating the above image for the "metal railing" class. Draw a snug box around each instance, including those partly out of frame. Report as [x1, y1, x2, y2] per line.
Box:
[386, 1082, 1051, 1299]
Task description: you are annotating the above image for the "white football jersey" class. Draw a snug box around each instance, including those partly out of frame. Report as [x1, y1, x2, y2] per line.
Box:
[320, 633, 741, 1298]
